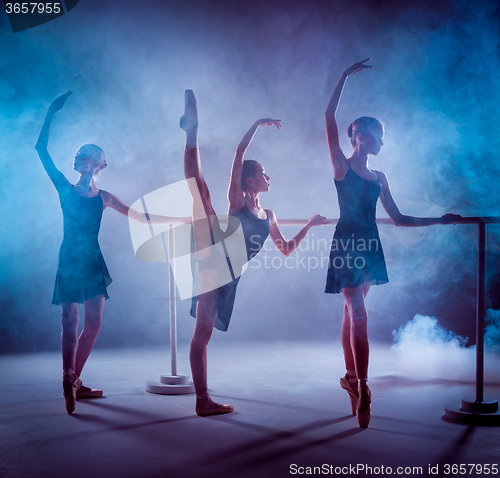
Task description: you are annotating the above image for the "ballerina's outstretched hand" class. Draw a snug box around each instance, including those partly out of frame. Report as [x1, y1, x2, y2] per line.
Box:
[342, 59, 372, 78]
[307, 214, 330, 227]
[256, 118, 281, 129]
[48, 91, 72, 116]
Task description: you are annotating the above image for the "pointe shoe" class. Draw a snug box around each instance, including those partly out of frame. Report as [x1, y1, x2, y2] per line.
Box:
[340, 375, 358, 416]
[356, 383, 372, 428]
[195, 399, 234, 417]
[63, 376, 82, 414]
[76, 384, 103, 399]
[180, 89, 198, 131]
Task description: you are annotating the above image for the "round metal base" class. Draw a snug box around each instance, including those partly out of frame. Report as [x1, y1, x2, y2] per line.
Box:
[146, 375, 195, 395]
[445, 397, 500, 425]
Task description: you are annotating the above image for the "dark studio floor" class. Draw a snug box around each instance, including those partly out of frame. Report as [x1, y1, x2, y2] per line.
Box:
[1, 342, 499, 478]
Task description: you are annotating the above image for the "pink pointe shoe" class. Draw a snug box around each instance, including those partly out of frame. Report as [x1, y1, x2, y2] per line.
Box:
[76, 384, 103, 399]
[340, 374, 359, 416]
[180, 89, 198, 132]
[63, 375, 82, 414]
[356, 381, 372, 428]
[195, 397, 234, 417]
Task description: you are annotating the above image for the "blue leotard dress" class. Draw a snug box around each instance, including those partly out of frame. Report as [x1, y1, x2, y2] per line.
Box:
[325, 165, 388, 294]
[190, 204, 270, 331]
[52, 186, 112, 305]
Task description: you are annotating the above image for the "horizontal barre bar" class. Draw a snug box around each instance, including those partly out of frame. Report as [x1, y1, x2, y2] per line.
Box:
[275, 217, 500, 226]
[163, 217, 500, 226]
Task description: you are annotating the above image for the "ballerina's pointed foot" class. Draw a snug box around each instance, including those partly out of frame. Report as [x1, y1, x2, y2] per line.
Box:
[340, 374, 358, 416]
[76, 384, 103, 399]
[180, 89, 199, 132]
[195, 396, 234, 417]
[62, 373, 82, 414]
[356, 382, 372, 428]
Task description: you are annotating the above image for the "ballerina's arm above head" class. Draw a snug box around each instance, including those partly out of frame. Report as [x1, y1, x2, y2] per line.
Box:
[228, 118, 281, 212]
[325, 60, 372, 180]
[378, 171, 462, 226]
[268, 210, 329, 257]
[100, 191, 191, 225]
[35, 91, 73, 193]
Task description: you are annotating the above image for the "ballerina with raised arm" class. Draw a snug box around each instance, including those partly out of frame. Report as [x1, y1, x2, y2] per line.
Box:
[325, 60, 461, 428]
[181, 89, 327, 416]
[36, 91, 185, 414]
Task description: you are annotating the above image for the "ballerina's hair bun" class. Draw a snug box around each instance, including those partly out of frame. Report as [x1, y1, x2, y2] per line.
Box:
[347, 123, 354, 138]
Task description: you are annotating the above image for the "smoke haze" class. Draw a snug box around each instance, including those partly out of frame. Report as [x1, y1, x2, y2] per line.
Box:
[392, 313, 500, 382]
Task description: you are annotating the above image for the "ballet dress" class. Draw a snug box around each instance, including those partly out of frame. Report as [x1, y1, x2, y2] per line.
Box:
[190, 203, 270, 331]
[325, 165, 388, 294]
[52, 185, 112, 305]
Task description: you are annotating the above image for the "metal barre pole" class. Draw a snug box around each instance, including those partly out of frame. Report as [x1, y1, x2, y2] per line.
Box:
[144, 226, 194, 395]
[168, 225, 177, 377]
[476, 222, 485, 402]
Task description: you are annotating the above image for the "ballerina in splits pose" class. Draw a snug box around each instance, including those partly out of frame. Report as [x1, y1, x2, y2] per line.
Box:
[36, 91, 185, 414]
[180, 90, 327, 416]
[325, 60, 460, 427]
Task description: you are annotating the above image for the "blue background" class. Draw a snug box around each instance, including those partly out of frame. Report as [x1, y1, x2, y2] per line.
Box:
[0, 0, 499, 352]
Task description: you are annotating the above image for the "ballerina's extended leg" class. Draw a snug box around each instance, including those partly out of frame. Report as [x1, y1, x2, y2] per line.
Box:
[182, 90, 233, 417]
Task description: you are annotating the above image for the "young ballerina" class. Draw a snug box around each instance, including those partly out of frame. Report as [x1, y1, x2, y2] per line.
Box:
[36, 91, 185, 414]
[180, 89, 327, 416]
[325, 60, 460, 428]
